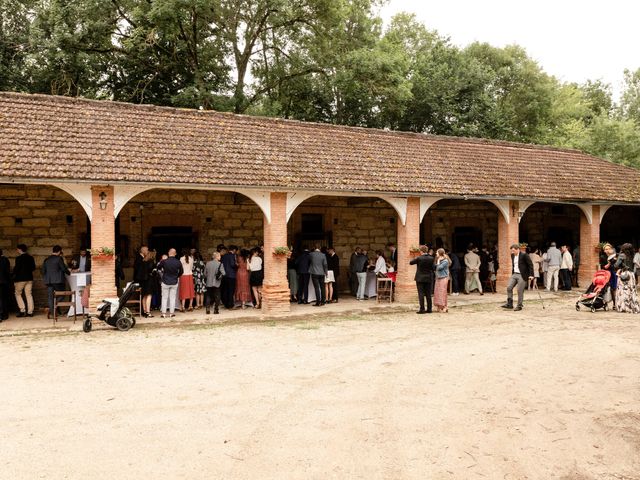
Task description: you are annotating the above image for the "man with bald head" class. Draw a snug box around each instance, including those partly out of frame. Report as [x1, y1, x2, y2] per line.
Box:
[158, 248, 183, 318]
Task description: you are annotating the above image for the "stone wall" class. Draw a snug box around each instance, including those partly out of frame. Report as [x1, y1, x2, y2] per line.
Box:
[288, 196, 398, 292]
[423, 200, 499, 252]
[119, 189, 264, 264]
[0, 184, 89, 309]
[519, 203, 582, 249]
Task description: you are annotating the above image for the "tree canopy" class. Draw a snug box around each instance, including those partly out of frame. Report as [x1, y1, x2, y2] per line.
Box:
[2, 0, 639, 168]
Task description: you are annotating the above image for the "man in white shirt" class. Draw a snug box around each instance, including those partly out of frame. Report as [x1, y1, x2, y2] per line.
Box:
[545, 242, 562, 292]
[502, 244, 534, 311]
[560, 245, 573, 291]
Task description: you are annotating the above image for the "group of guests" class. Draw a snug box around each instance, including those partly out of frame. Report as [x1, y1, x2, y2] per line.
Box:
[410, 246, 452, 313]
[601, 242, 640, 313]
[133, 244, 265, 318]
[287, 246, 342, 306]
[523, 242, 577, 291]
[0, 244, 93, 321]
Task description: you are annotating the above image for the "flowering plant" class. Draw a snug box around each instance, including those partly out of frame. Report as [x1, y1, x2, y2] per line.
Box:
[273, 246, 292, 256]
[90, 247, 115, 257]
[595, 241, 609, 252]
[409, 246, 422, 256]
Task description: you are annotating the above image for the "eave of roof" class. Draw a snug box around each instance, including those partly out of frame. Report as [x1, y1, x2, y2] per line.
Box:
[1, 91, 640, 204]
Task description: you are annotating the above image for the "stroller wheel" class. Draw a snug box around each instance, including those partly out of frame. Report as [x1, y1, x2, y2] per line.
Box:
[590, 307, 596, 313]
[130, 318, 136, 328]
[82, 317, 92, 333]
[575, 303, 580, 311]
[116, 316, 133, 331]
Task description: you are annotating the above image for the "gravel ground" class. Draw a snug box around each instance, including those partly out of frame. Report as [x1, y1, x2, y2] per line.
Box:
[1, 298, 639, 480]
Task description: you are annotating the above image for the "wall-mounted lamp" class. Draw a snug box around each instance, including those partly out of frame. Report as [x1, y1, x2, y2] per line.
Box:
[99, 191, 108, 210]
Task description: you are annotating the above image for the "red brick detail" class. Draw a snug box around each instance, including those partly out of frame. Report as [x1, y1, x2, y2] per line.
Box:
[89, 186, 116, 309]
[579, 205, 600, 288]
[496, 201, 519, 291]
[262, 192, 290, 315]
[395, 197, 420, 304]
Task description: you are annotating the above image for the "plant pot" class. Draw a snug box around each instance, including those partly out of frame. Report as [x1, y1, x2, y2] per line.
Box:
[410, 251, 421, 257]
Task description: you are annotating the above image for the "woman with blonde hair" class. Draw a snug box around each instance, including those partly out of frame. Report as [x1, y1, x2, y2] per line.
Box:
[434, 248, 450, 313]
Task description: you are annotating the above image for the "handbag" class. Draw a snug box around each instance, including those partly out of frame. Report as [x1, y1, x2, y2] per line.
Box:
[215, 264, 223, 280]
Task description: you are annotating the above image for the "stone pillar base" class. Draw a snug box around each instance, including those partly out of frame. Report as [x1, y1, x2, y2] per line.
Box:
[261, 285, 291, 316]
[395, 282, 417, 304]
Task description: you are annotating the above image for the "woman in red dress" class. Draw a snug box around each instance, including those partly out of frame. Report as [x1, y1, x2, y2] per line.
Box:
[235, 249, 252, 308]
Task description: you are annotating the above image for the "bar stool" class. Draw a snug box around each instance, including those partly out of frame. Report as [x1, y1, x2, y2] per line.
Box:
[53, 290, 76, 325]
[376, 277, 394, 303]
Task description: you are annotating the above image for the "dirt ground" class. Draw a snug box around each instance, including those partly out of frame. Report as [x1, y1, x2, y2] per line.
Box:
[1, 297, 639, 480]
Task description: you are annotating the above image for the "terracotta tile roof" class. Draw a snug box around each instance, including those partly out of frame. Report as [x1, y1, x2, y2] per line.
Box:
[1, 92, 640, 203]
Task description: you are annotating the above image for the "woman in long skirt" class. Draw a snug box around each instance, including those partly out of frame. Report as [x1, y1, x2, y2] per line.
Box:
[434, 248, 450, 313]
[235, 249, 253, 308]
[614, 243, 640, 313]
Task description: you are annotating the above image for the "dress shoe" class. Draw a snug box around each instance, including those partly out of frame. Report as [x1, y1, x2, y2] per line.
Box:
[206, 308, 211, 315]
[501, 303, 513, 309]
[416, 310, 426, 314]
[214, 309, 219, 314]
[17, 312, 26, 318]
[27, 313, 34, 317]
[514, 306, 523, 311]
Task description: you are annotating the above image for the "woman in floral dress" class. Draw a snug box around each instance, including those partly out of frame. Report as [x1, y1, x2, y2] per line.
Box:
[614, 243, 640, 314]
[192, 252, 207, 309]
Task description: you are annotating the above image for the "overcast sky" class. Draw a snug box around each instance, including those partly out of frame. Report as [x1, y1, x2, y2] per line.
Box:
[379, 0, 638, 99]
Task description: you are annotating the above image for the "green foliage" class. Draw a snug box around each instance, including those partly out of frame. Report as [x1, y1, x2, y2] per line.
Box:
[1, 0, 639, 169]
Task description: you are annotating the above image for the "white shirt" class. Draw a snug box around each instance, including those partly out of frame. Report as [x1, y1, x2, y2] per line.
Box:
[180, 256, 194, 275]
[374, 256, 387, 274]
[561, 251, 573, 270]
[513, 253, 520, 274]
[249, 256, 263, 272]
[79, 256, 87, 272]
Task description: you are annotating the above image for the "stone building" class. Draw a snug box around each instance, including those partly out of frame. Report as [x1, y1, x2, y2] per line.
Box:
[1, 92, 640, 314]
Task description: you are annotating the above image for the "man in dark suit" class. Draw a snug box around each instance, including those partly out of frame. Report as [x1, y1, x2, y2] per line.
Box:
[502, 244, 534, 311]
[309, 245, 328, 306]
[295, 247, 312, 304]
[409, 245, 434, 314]
[0, 249, 11, 321]
[42, 245, 70, 318]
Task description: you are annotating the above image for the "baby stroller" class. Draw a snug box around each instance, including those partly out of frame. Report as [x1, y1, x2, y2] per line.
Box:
[82, 282, 140, 332]
[575, 270, 611, 312]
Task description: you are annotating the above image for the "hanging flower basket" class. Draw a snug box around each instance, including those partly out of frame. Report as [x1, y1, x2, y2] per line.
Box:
[409, 246, 422, 257]
[90, 247, 115, 259]
[273, 246, 292, 258]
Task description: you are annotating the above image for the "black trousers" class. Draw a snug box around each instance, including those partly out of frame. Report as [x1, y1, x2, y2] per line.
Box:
[221, 277, 236, 308]
[450, 270, 460, 293]
[311, 274, 326, 304]
[416, 281, 432, 312]
[560, 269, 572, 290]
[47, 283, 66, 314]
[0, 284, 10, 318]
[297, 273, 310, 303]
[332, 278, 339, 301]
[205, 286, 221, 311]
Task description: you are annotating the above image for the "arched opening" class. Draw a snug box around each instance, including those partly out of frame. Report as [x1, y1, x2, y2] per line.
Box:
[0, 183, 90, 319]
[600, 205, 640, 248]
[519, 203, 583, 251]
[118, 188, 264, 274]
[422, 199, 500, 254]
[287, 195, 398, 301]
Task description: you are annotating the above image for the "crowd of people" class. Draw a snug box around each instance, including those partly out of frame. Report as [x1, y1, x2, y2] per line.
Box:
[132, 244, 265, 318]
[0, 238, 639, 323]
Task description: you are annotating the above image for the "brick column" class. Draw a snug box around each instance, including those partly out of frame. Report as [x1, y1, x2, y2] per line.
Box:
[89, 186, 117, 309]
[496, 200, 519, 291]
[395, 197, 420, 304]
[579, 205, 600, 288]
[262, 192, 290, 315]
